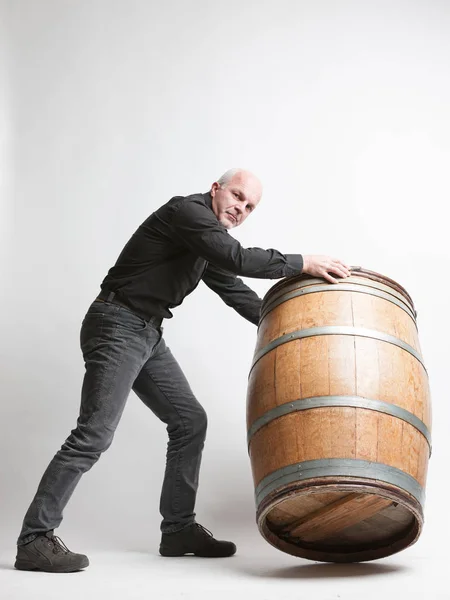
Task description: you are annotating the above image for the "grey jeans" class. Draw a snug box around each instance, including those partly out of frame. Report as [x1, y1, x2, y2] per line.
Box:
[18, 299, 207, 545]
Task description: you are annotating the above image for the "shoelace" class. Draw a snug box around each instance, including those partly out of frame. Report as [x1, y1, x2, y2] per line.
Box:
[48, 535, 71, 554]
[195, 523, 213, 538]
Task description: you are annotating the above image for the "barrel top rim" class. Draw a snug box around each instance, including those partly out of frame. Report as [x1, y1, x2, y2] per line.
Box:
[264, 266, 415, 311]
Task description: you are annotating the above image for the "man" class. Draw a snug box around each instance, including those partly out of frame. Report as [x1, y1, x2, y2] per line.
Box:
[15, 169, 351, 572]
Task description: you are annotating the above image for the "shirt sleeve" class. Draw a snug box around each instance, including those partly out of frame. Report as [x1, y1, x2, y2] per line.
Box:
[202, 263, 262, 325]
[202, 263, 262, 326]
[171, 196, 303, 279]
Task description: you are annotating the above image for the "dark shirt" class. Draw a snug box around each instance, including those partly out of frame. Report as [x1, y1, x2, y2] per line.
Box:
[100, 192, 303, 325]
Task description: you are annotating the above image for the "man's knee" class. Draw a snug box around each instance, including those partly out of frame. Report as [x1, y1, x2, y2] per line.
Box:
[60, 424, 115, 462]
[168, 406, 207, 443]
[191, 407, 207, 440]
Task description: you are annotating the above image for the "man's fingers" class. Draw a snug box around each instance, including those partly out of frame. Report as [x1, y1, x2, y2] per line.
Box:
[325, 264, 350, 279]
[323, 271, 339, 284]
[331, 261, 351, 276]
[333, 258, 350, 268]
[321, 265, 351, 283]
[304, 256, 352, 281]
[334, 267, 351, 278]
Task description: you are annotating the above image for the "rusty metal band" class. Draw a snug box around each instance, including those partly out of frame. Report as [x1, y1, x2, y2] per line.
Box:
[247, 395, 432, 455]
[250, 326, 426, 372]
[262, 276, 416, 319]
[259, 283, 417, 325]
[254, 458, 425, 508]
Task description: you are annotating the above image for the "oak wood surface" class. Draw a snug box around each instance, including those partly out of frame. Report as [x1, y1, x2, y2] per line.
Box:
[246, 270, 431, 562]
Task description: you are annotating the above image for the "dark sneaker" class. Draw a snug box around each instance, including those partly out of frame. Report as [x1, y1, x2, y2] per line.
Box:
[159, 523, 236, 558]
[14, 531, 89, 573]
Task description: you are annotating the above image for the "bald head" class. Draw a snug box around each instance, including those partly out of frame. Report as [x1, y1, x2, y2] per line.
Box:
[210, 169, 262, 229]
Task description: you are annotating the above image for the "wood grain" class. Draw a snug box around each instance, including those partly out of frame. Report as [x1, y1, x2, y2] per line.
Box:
[247, 269, 431, 562]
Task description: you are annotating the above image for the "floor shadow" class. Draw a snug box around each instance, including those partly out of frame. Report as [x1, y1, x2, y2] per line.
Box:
[234, 561, 408, 579]
[0, 562, 88, 574]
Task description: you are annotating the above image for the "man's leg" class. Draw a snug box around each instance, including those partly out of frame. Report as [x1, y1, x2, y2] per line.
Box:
[132, 334, 207, 533]
[132, 335, 236, 557]
[15, 300, 158, 570]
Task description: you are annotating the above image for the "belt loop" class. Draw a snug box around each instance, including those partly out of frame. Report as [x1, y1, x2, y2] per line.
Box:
[107, 291, 115, 302]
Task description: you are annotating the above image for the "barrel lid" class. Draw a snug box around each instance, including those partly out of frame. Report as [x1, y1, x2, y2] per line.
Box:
[263, 266, 416, 315]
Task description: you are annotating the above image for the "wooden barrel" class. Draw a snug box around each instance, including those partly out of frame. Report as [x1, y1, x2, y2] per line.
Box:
[246, 267, 431, 562]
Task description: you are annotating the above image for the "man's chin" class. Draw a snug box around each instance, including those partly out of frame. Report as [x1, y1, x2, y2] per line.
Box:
[220, 217, 235, 229]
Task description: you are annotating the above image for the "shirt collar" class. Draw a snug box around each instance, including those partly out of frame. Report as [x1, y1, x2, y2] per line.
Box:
[202, 190, 227, 231]
[202, 191, 213, 210]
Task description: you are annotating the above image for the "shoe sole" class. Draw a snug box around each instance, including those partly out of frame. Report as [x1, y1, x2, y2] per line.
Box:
[14, 558, 89, 573]
[159, 549, 235, 558]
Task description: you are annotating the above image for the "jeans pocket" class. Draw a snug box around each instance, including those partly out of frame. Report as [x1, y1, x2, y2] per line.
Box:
[80, 312, 106, 357]
[81, 300, 111, 324]
[115, 308, 148, 333]
[81, 305, 106, 329]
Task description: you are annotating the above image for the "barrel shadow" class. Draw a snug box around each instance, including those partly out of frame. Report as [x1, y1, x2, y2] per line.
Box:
[238, 561, 407, 579]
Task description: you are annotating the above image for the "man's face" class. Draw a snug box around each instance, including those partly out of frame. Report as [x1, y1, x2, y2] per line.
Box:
[210, 173, 262, 229]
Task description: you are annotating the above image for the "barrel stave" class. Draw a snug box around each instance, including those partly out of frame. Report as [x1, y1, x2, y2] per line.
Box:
[247, 270, 431, 561]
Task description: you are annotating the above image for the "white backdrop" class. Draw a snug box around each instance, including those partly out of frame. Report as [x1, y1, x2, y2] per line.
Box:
[1, 0, 449, 561]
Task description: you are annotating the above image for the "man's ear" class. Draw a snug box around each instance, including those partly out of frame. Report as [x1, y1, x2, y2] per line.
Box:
[210, 182, 220, 196]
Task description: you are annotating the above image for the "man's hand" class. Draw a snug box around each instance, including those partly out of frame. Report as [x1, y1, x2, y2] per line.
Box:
[302, 255, 351, 284]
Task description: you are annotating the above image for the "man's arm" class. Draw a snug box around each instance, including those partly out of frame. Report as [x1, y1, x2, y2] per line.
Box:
[171, 196, 303, 279]
[202, 262, 262, 325]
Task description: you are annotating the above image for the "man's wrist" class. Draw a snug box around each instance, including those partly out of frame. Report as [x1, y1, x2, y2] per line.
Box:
[302, 255, 309, 273]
